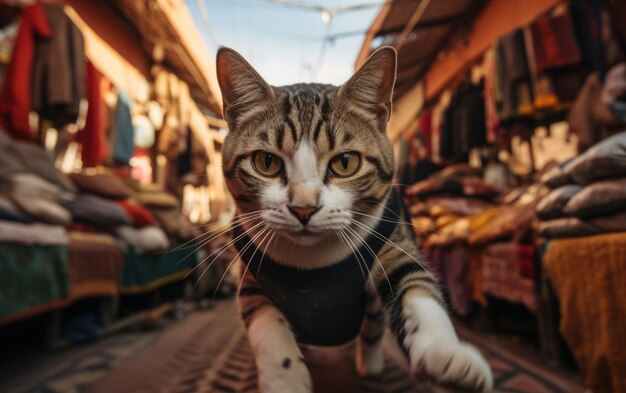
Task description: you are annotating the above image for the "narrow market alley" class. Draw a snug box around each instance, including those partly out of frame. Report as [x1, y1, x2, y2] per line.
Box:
[1, 1, 625, 393]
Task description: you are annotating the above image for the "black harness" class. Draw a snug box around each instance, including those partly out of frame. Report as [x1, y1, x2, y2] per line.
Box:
[234, 189, 402, 346]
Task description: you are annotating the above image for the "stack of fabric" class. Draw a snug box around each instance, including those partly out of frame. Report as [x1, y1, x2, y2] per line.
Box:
[537, 132, 626, 238]
[0, 131, 73, 325]
[537, 132, 626, 393]
[404, 164, 500, 316]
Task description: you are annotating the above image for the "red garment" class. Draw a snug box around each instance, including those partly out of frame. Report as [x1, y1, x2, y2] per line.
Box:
[0, 3, 51, 140]
[116, 200, 154, 228]
[79, 62, 108, 167]
[417, 108, 433, 157]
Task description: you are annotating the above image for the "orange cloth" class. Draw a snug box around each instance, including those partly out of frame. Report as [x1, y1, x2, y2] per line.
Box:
[0, 3, 52, 140]
[544, 232, 626, 393]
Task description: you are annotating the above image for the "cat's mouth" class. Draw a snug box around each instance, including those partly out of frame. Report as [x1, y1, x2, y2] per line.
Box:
[284, 228, 324, 245]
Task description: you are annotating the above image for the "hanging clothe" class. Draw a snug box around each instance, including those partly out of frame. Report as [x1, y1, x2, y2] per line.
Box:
[110, 90, 134, 165]
[31, 4, 85, 127]
[0, 14, 20, 86]
[79, 62, 108, 168]
[417, 108, 433, 157]
[0, 3, 51, 140]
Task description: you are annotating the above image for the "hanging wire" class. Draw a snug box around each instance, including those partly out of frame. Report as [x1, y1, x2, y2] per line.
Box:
[196, 0, 219, 48]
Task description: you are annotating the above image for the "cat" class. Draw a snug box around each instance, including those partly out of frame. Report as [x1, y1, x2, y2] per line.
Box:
[216, 46, 493, 393]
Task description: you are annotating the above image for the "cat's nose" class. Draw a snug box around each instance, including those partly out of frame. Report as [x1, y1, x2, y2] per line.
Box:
[288, 205, 321, 226]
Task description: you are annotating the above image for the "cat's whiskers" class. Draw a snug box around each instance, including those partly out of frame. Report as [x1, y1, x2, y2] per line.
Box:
[335, 230, 367, 281]
[253, 230, 277, 282]
[236, 227, 275, 294]
[344, 225, 393, 294]
[339, 228, 373, 282]
[209, 225, 271, 298]
[170, 213, 264, 269]
[348, 217, 435, 281]
[185, 220, 265, 280]
[349, 210, 436, 233]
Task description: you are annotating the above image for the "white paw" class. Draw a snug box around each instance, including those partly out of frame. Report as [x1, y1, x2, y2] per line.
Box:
[410, 341, 493, 392]
[356, 339, 384, 376]
[258, 355, 312, 393]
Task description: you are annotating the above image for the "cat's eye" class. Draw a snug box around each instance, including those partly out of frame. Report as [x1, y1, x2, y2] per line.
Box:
[252, 151, 283, 177]
[329, 152, 361, 178]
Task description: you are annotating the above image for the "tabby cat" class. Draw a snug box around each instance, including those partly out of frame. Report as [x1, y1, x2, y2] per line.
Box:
[216, 46, 493, 393]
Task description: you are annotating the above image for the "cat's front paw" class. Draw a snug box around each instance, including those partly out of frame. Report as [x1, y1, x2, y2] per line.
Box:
[257, 356, 312, 393]
[410, 341, 493, 392]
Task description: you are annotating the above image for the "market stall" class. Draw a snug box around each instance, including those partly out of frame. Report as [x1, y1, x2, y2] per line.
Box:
[0, 1, 232, 332]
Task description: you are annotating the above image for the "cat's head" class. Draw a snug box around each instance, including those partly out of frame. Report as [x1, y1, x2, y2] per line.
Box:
[216, 47, 396, 246]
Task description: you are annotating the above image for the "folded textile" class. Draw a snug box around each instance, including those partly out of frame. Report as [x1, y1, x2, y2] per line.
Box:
[0, 219, 68, 245]
[482, 241, 536, 312]
[150, 208, 185, 237]
[134, 191, 179, 209]
[469, 203, 537, 246]
[117, 200, 154, 228]
[0, 132, 76, 191]
[564, 131, 626, 185]
[433, 163, 482, 180]
[69, 172, 129, 200]
[539, 211, 626, 238]
[9, 173, 73, 200]
[405, 179, 463, 199]
[540, 163, 573, 189]
[115, 225, 170, 254]
[0, 195, 32, 223]
[68, 231, 123, 300]
[543, 233, 626, 393]
[564, 177, 626, 218]
[61, 194, 131, 228]
[11, 194, 71, 226]
[459, 177, 498, 199]
[0, 242, 69, 321]
[537, 185, 582, 220]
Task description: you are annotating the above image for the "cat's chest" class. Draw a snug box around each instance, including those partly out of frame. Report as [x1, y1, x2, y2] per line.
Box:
[248, 256, 372, 346]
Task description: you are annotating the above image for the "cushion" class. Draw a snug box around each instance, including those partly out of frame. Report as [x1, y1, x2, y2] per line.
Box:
[135, 191, 179, 208]
[0, 219, 68, 245]
[10, 173, 71, 200]
[0, 132, 76, 192]
[11, 194, 72, 226]
[539, 211, 626, 238]
[564, 178, 626, 218]
[117, 200, 154, 227]
[69, 173, 130, 200]
[0, 195, 32, 223]
[12, 140, 77, 192]
[537, 185, 582, 220]
[459, 177, 499, 199]
[151, 208, 183, 237]
[540, 164, 573, 188]
[405, 179, 463, 198]
[61, 194, 132, 228]
[434, 163, 481, 179]
[115, 226, 170, 254]
[564, 131, 626, 185]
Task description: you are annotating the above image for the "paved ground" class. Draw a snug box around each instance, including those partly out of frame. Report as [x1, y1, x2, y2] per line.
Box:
[0, 300, 584, 393]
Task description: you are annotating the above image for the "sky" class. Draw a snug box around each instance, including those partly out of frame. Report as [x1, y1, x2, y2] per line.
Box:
[184, 0, 382, 86]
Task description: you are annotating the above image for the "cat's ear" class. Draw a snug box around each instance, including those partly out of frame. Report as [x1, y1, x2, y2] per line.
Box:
[216, 47, 273, 127]
[339, 46, 397, 123]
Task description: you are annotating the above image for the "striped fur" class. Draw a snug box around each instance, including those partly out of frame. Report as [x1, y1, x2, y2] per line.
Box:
[216, 47, 492, 393]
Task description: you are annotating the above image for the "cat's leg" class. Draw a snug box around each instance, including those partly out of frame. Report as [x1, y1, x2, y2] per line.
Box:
[239, 270, 312, 393]
[375, 229, 493, 392]
[355, 291, 385, 376]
